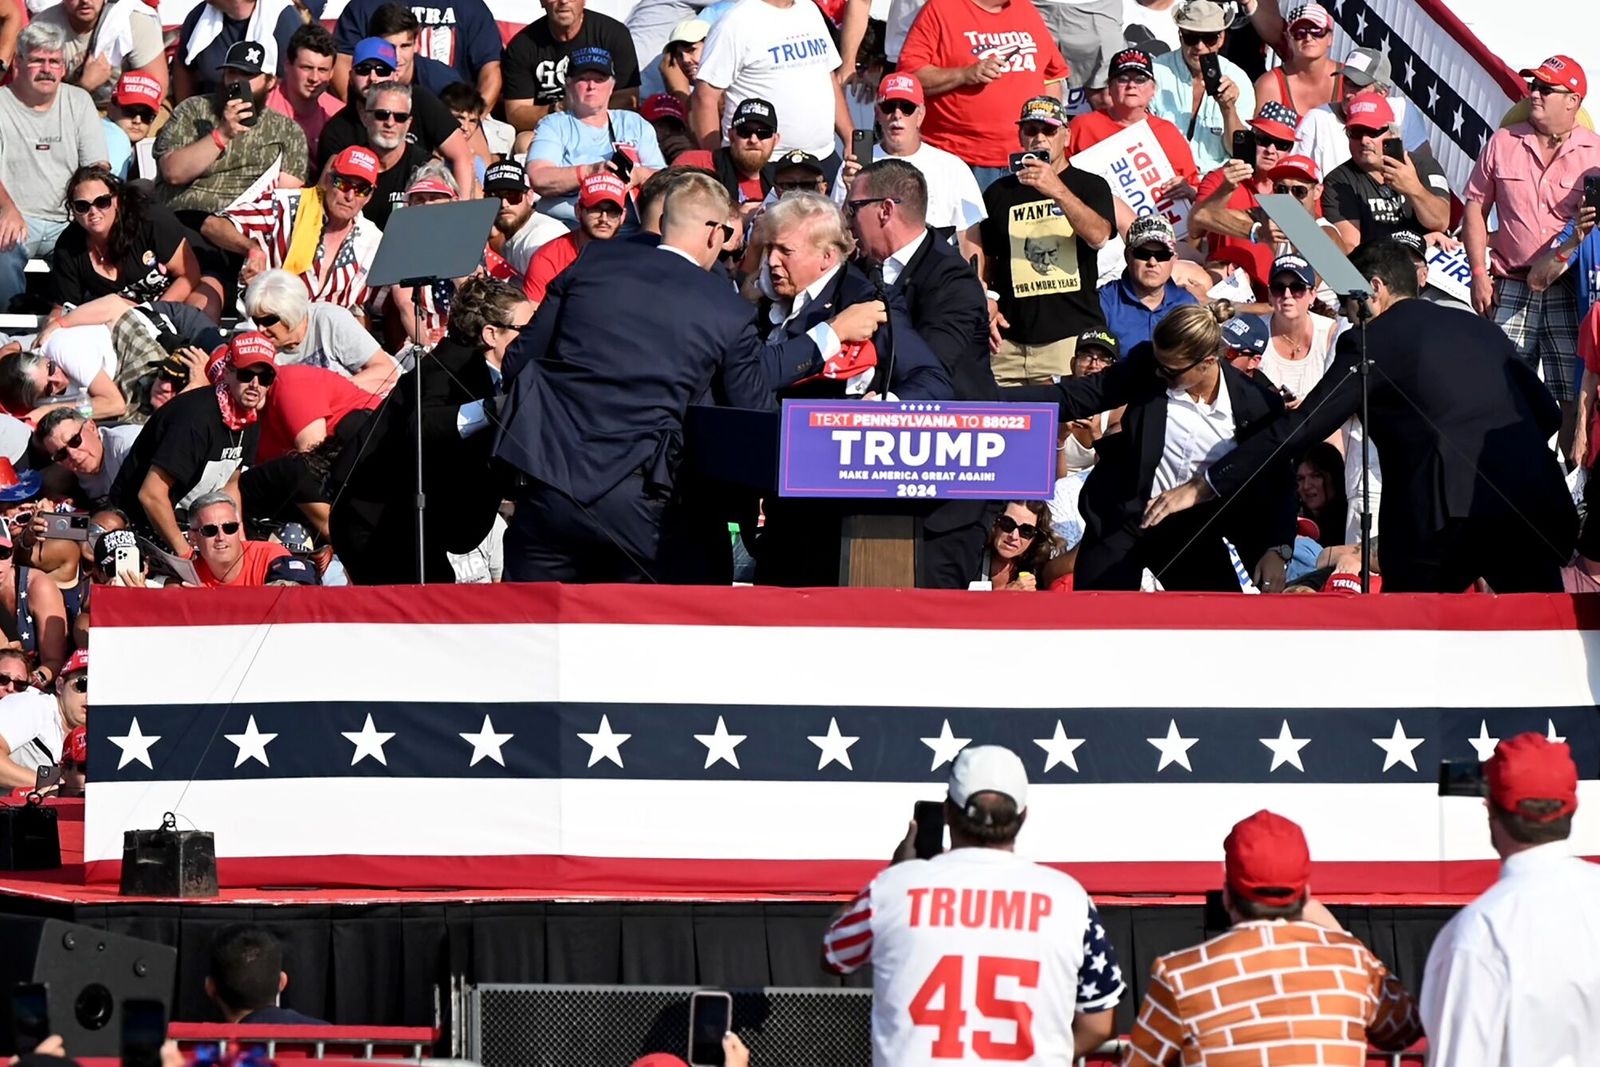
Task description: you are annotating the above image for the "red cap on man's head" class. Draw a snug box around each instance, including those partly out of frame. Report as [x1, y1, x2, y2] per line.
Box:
[1344, 91, 1395, 128]
[630, 1057, 690, 1067]
[328, 146, 380, 185]
[1266, 154, 1320, 184]
[227, 331, 277, 369]
[113, 72, 163, 110]
[878, 73, 924, 106]
[1223, 810, 1311, 905]
[1486, 732, 1579, 821]
[579, 172, 628, 208]
[62, 649, 89, 676]
[1519, 55, 1587, 98]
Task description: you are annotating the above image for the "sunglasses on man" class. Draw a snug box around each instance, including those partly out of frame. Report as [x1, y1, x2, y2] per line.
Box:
[198, 521, 241, 538]
[731, 122, 775, 140]
[994, 514, 1040, 540]
[330, 175, 375, 197]
[843, 196, 900, 218]
[1180, 30, 1221, 47]
[1290, 25, 1331, 40]
[0, 673, 27, 692]
[1253, 130, 1295, 152]
[353, 61, 394, 77]
[1527, 79, 1573, 96]
[368, 108, 411, 124]
[233, 366, 276, 386]
[877, 100, 916, 116]
[50, 429, 86, 463]
[1128, 245, 1175, 263]
[1272, 182, 1312, 199]
[121, 105, 157, 123]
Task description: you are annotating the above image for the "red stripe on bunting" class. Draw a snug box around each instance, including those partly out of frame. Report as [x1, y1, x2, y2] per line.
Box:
[95, 585, 1600, 633]
[1406, 0, 1525, 98]
[85, 854, 1564, 898]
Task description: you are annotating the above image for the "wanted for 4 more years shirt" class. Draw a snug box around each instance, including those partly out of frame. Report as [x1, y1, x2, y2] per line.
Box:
[981, 168, 1115, 345]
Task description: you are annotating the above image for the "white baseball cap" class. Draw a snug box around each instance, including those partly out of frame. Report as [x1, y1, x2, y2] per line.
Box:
[668, 18, 710, 45]
[948, 745, 1029, 813]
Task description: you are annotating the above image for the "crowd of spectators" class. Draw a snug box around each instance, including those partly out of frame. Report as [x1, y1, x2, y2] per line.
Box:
[0, 0, 1590, 761]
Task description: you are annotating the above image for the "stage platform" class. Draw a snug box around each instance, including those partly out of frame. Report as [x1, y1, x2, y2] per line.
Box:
[0, 806, 1457, 1033]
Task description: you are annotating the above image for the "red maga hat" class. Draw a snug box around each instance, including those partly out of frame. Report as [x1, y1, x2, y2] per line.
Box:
[1520, 55, 1586, 98]
[1487, 732, 1578, 820]
[1224, 809, 1311, 905]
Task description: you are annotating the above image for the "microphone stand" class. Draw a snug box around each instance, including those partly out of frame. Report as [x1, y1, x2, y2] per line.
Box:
[1343, 291, 1375, 592]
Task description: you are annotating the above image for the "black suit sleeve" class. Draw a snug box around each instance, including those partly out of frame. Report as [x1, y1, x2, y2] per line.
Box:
[881, 299, 953, 400]
[501, 269, 568, 383]
[1209, 333, 1362, 498]
[906, 256, 991, 400]
[714, 313, 777, 411]
[1508, 356, 1561, 439]
[1000, 354, 1139, 418]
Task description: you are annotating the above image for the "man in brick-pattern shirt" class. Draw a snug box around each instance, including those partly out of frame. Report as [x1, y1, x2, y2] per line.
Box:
[1122, 810, 1422, 1066]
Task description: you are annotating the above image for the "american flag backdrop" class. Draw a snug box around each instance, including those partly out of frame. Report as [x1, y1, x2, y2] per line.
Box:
[227, 187, 381, 308]
[88, 587, 1600, 897]
[1311, 0, 1522, 195]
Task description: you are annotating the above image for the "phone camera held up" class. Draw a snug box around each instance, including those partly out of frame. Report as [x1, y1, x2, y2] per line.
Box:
[1009, 149, 1050, 173]
[1200, 53, 1223, 97]
[1438, 759, 1486, 797]
[226, 80, 258, 128]
[687, 990, 732, 1067]
[1230, 129, 1255, 169]
[1585, 174, 1600, 211]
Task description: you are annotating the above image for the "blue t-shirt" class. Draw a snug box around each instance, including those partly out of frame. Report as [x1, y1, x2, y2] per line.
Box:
[178, 1, 324, 96]
[334, 0, 504, 87]
[1098, 275, 1197, 356]
[527, 110, 667, 225]
[1555, 219, 1600, 327]
[102, 119, 133, 180]
[414, 55, 467, 97]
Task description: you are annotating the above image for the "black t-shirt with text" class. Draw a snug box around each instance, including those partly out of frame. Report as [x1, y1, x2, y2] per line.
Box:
[109, 386, 261, 530]
[51, 203, 193, 306]
[317, 84, 458, 173]
[365, 142, 434, 230]
[501, 12, 641, 107]
[1320, 153, 1449, 243]
[980, 167, 1115, 345]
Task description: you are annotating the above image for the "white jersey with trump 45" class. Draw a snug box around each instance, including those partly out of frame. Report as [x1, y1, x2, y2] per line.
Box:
[823, 848, 1122, 1065]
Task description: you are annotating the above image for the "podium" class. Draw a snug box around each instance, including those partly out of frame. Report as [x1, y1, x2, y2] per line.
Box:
[684, 405, 919, 587]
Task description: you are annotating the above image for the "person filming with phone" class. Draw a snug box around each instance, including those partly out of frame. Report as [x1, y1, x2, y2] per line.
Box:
[978, 96, 1115, 386]
[823, 746, 1122, 1063]
[1319, 91, 1450, 249]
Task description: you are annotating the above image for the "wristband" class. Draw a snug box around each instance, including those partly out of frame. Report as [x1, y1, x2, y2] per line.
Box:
[1248, 222, 1262, 244]
[211, 128, 228, 152]
[984, 289, 1000, 303]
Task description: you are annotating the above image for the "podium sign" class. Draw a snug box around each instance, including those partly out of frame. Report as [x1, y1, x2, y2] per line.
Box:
[778, 400, 1058, 500]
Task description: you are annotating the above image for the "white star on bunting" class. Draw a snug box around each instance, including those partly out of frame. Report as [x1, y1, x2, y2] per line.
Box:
[224, 715, 277, 768]
[807, 717, 860, 770]
[1147, 719, 1197, 773]
[109, 717, 162, 770]
[1546, 719, 1567, 743]
[577, 714, 631, 768]
[1468, 720, 1500, 762]
[695, 715, 748, 769]
[459, 714, 513, 767]
[342, 713, 396, 766]
[1372, 719, 1424, 773]
[921, 719, 971, 771]
[1033, 720, 1086, 773]
[1259, 720, 1310, 773]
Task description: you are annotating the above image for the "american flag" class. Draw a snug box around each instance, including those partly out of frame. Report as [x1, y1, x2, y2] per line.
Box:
[87, 587, 1600, 897]
[1319, 0, 1521, 194]
[226, 187, 382, 310]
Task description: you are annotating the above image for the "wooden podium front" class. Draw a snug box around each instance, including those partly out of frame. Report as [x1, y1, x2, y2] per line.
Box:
[839, 513, 917, 587]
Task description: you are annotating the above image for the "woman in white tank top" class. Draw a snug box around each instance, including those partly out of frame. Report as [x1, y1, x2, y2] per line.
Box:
[1259, 256, 1336, 406]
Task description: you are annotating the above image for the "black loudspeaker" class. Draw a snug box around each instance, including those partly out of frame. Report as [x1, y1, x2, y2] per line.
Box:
[0, 919, 177, 1057]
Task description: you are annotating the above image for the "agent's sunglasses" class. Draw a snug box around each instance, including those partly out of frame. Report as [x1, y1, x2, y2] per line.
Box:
[994, 514, 1040, 539]
[70, 193, 115, 215]
[1154, 352, 1213, 380]
[50, 430, 85, 463]
[198, 521, 241, 537]
[843, 196, 900, 217]
[233, 366, 276, 385]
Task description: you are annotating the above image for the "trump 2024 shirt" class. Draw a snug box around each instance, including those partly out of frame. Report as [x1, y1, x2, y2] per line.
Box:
[695, 0, 841, 159]
[823, 848, 1122, 1066]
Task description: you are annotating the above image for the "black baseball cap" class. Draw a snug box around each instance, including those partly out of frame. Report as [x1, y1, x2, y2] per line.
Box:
[1390, 228, 1427, 261]
[484, 160, 529, 195]
[266, 555, 321, 586]
[1076, 329, 1120, 359]
[220, 40, 268, 76]
[772, 149, 825, 176]
[730, 97, 777, 132]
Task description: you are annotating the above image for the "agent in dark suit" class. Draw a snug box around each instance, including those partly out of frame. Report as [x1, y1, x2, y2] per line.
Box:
[493, 174, 773, 583]
[1011, 304, 1298, 590]
[329, 276, 530, 584]
[748, 192, 954, 585]
[1145, 241, 1578, 593]
[849, 158, 998, 587]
